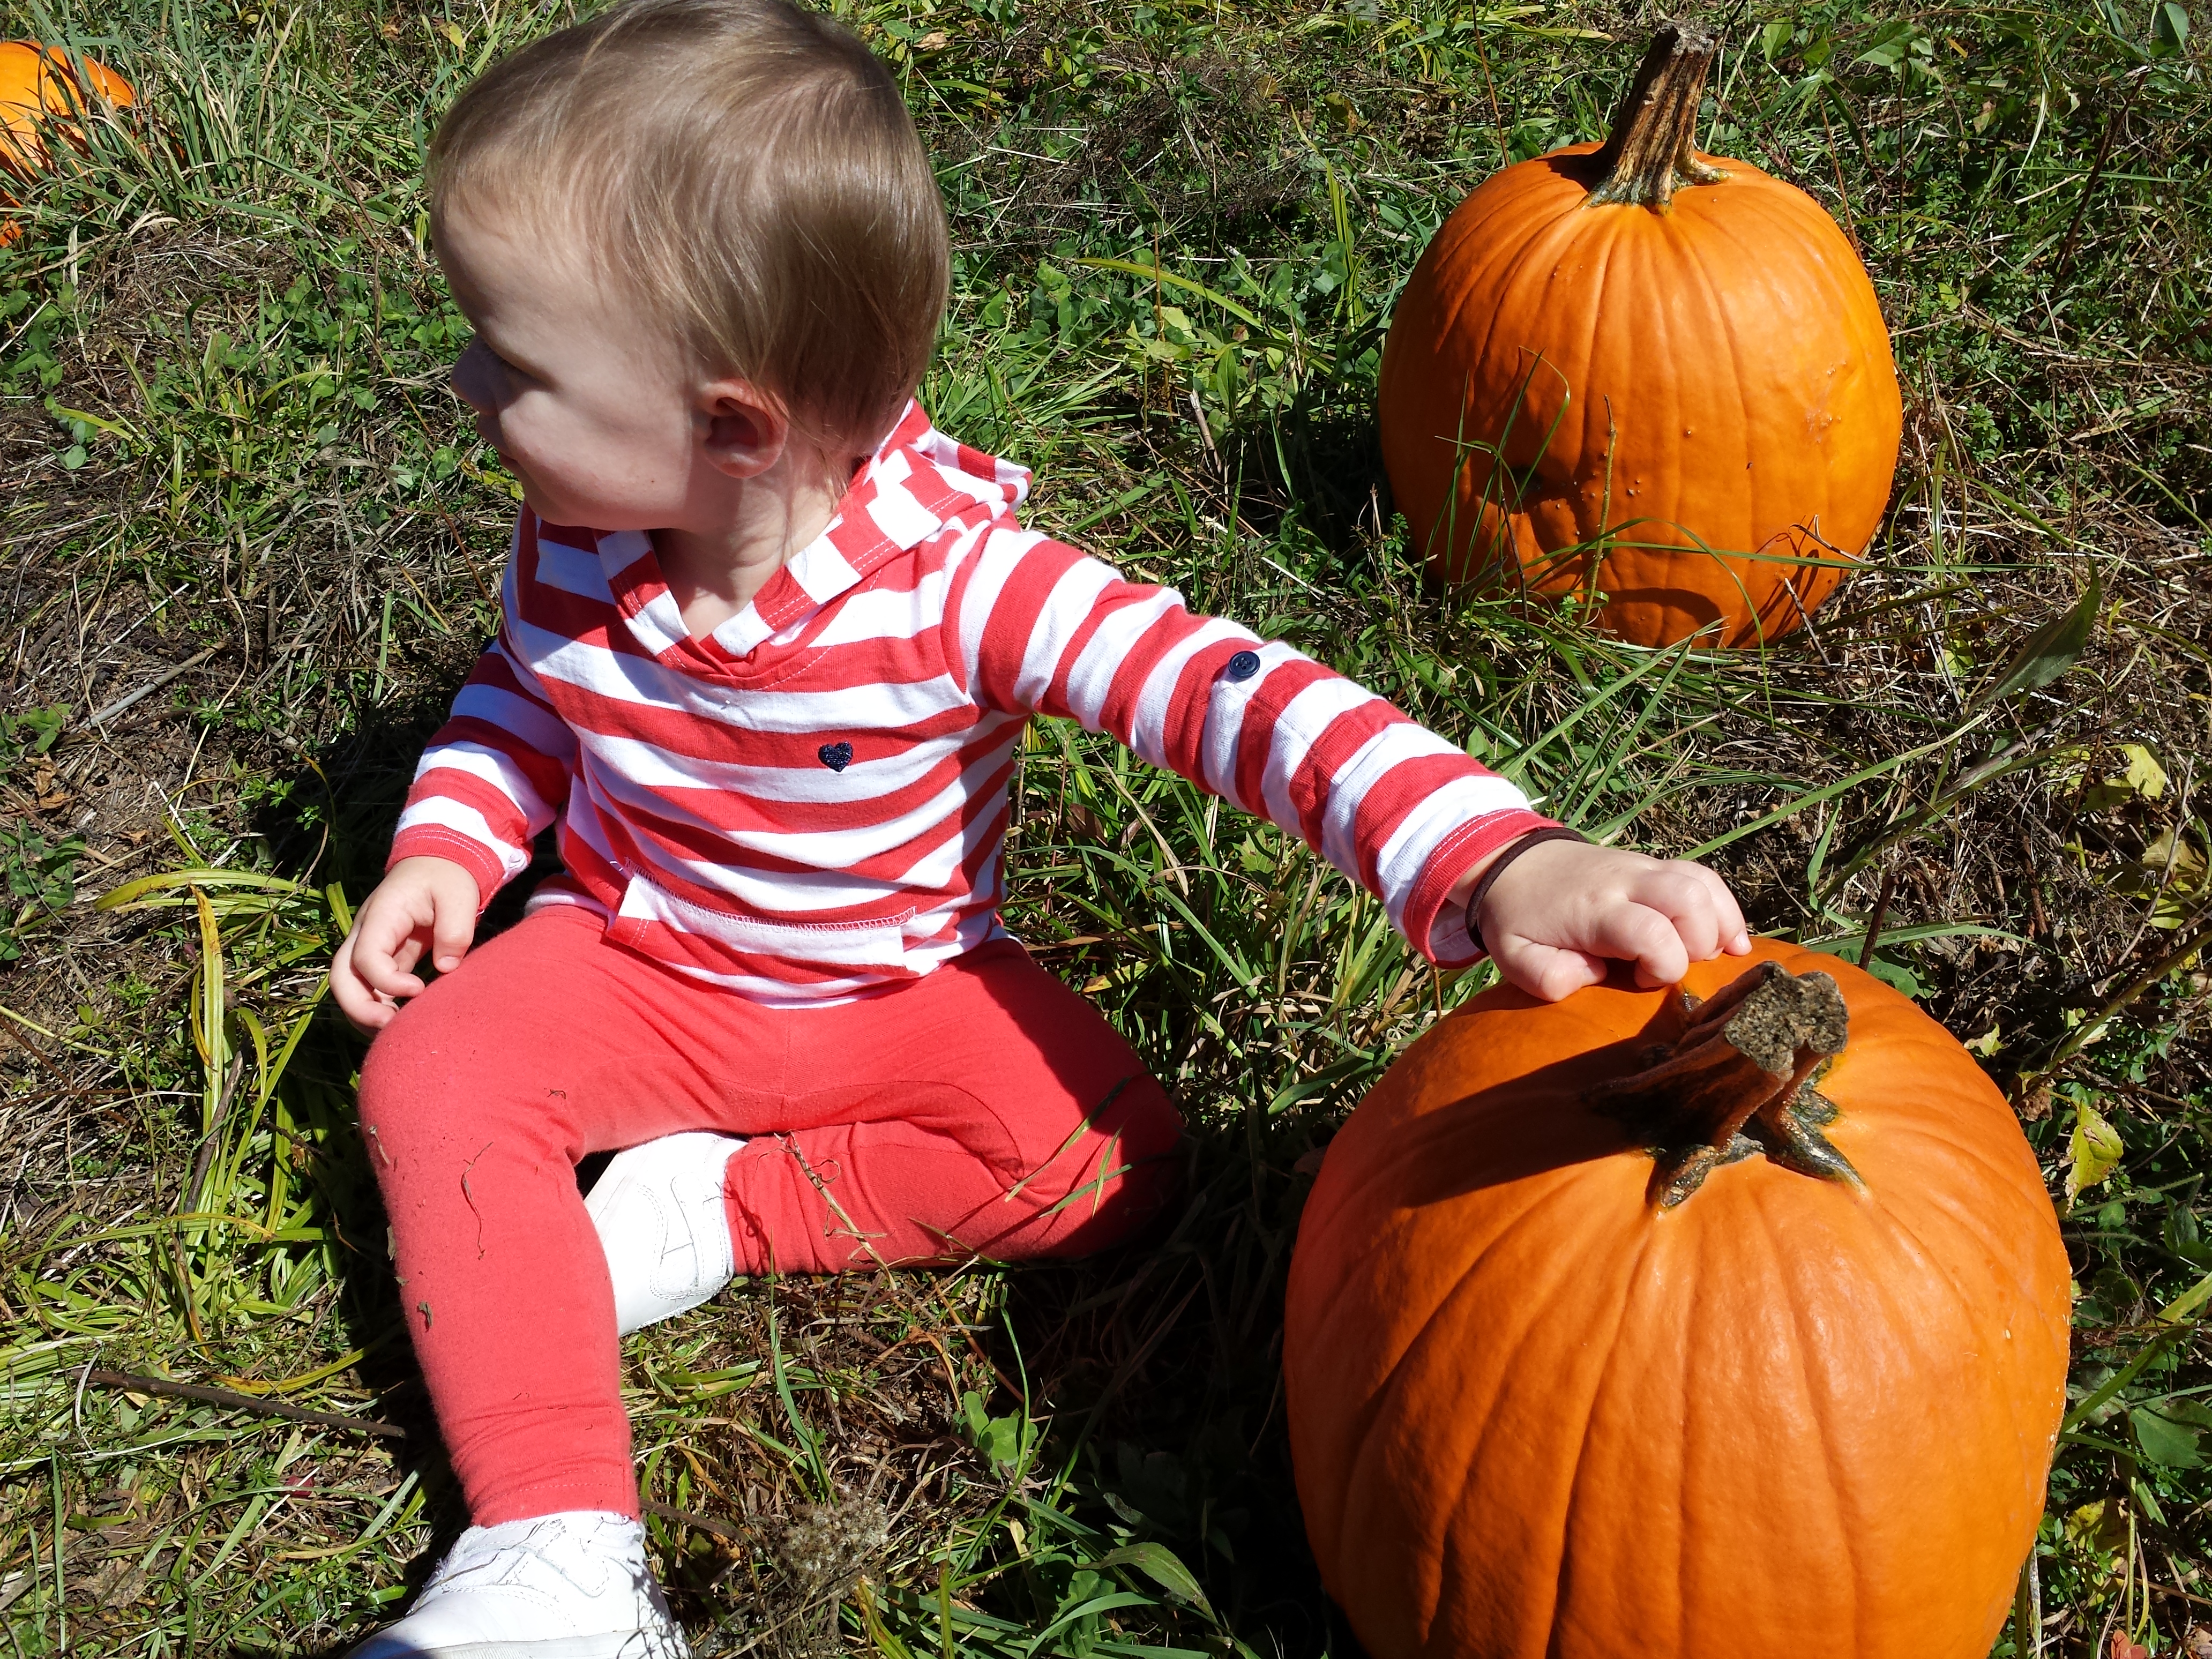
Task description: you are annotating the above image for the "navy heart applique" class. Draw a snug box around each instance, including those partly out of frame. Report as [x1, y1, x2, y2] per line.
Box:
[817, 741, 855, 772]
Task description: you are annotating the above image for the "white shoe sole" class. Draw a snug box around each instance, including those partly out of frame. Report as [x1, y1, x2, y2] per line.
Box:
[348, 1630, 683, 1658]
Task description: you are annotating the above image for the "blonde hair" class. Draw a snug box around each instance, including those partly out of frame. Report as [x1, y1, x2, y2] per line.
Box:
[429, 0, 948, 451]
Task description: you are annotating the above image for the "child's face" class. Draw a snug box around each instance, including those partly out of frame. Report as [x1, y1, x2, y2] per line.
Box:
[437, 199, 707, 532]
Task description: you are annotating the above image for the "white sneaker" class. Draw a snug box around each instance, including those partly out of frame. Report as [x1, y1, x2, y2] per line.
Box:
[343, 1510, 689, 1658]
[584, 1132, 745, 1336]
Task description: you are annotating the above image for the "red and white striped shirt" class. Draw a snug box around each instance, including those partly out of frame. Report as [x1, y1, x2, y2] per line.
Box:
[390, 403, 1552, 1005]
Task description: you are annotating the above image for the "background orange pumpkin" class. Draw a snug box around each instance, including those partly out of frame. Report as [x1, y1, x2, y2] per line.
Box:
[1378, 24, 1903, 647]
[1284, 937, 2070, 1659]
[0, 40, 135, 245]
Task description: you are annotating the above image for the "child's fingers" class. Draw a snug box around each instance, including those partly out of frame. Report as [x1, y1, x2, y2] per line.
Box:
[1634, 864, 1732, 963]
[1631, 861, 1751, 961]
[428, 890, 476, 974]
[1494, 937, 1607, 1003]
[1590, 904, 1691, 989]
[1687, 861, 1753, 952]
[329, 937, 400, 1031]
[352, 941, 427, 1000]
[347, 901, 431, 1001]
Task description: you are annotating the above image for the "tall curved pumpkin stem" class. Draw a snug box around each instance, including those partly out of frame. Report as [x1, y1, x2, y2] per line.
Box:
[1585, 20, 1729, 211]
[1586, 961, 1864, 1207]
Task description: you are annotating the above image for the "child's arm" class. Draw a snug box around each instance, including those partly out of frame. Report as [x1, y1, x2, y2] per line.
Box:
[329, 605, 578, 1028]
[380, 629, 577, 898]
[947, 532, 1742, 998]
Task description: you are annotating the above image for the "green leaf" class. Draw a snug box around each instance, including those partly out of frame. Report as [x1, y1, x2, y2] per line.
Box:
[2066, 1103, 2125, 1204]
[2165, 1207, 2212, 1268]
[1853, 19, 1933, 70]
[1089, 1542, 1214, 1618]
[2130, 1403, 2204, 1468]
[1981, 575, 2100, 704]
[960, 1389, 1021, 1467]
[1758, 20, 1793, 58]
[23, 705, 65, 756]
[981, 1414, 1020, 1467]
[1860, 955, 1924, 998]
[2152, 1, 2189, 53]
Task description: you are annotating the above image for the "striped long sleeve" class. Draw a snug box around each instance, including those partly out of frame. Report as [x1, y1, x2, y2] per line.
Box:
[945, 530, 1550, 966]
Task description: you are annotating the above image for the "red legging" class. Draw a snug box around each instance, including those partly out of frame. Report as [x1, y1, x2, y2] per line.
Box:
[356, 905, 1182, 1525]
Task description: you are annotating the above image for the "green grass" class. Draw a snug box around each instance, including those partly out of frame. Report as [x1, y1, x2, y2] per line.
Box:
[0, 0, 2207, 1653]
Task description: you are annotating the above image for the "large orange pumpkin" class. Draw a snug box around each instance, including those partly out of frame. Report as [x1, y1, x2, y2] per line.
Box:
[1378, 24, 1903, 646]
[0, 41, 135, 245]
[1284, 938, 2069, 1659]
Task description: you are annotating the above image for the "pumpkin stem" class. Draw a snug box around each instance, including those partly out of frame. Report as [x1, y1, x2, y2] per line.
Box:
[1585, 20, 1729, 211]
[1586, 961, 1864, 1208]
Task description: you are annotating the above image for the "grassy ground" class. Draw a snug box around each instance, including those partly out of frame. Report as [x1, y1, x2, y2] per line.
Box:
[0, 0, 2207, 1653]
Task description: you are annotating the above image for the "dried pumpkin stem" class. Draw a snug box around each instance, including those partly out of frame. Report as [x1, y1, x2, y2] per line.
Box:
[1586, 961, 1863, 1208]
[1584, 20, 1728, 211]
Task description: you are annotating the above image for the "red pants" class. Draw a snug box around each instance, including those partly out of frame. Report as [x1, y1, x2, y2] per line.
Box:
[357, 906, 1182, 1524]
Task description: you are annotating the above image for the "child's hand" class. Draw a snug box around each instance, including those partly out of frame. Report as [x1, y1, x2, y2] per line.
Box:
[1469, 836, 1751, 1002]
[330, 856, 483, 1032]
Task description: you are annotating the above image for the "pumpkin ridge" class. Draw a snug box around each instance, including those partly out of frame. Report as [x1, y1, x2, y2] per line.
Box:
[1673, 1181, 1721, 1649]
[1738, 181, 1900, 565]
[1863, 1154, 2066, 1396]
[1461, 191, 1587, 551]
[1349, 1153, 1626, 1636]
[1828, 1041, 2051, 1192]
[1650, 218, 1699, 583]
[1454, 1161, 1656, 1647]
[1850, 1104, 2046, 1198]
[1752, 1177, 1869, 1648]
[1713, 189, 1830, 524]
[1299, 1038, 1635, 1252]
[1576, 207, 1638, 568]
[1864, 1161, 2044, 1307]
[1674, 205, 1770, 629]
[1427, 248, 1519, 569]
[1738, 190, 1850, 600]
[1854, 1185, 2047, 1527]
[1309, 1133, 1598, 1596]
[1546, 1198, 1673, 1648]
[1498, 199, 1612, 585]
[1497, 191, 1605, 393]
[1837, 1185, 2056, 1649]
[1424, 181, 1530, 380]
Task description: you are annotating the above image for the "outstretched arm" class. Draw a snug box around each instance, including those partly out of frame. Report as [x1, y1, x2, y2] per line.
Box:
[945, 529, 1553, 967]
[946, 529, 1751, 999]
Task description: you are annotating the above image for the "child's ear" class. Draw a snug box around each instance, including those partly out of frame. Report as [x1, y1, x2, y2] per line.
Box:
[698, 379, 789, 479]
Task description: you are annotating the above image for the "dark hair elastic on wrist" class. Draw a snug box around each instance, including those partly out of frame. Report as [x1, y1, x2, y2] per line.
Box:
[1465, 826, 1589, 958]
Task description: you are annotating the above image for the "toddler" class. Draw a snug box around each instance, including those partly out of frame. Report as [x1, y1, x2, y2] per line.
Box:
[331, 2, 1748, 1653]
